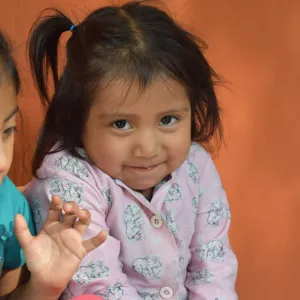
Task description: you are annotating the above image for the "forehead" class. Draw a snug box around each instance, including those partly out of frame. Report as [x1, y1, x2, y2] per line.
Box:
[0, 82, 17, 125]
[93, 76, 189, 114]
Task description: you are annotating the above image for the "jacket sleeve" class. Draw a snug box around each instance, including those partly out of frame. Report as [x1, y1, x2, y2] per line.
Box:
[185, 155, 238, 299]
[24, 155, 142, 299]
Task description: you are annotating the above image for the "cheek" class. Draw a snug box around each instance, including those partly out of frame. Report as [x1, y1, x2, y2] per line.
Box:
[172, 121, 191, 145]
[166, 125, 191, 164]
[7, 142, 13, 169]
[82, 123, 126, 171]
[2, 137, 14, 174]
[89, 142, 125, 176]
[169, 136, 190, 158]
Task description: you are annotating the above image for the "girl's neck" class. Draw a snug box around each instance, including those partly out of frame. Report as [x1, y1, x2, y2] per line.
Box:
[138, 188, 154, 200]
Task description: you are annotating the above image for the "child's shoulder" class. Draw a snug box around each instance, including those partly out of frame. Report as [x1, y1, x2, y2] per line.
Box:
[181, 142, 221, 185]
[0, 176, 27, 210]
[38, 146, 111, 187]
[177, 142, 215, 183]
[187, 142, 211, 165]
[0, 176, 34, 271]
[0, 177, 30, 241]
[27, 147, 113, 214]
[0, 176, 16, 192]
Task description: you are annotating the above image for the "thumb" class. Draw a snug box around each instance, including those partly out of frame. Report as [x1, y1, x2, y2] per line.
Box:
[14, 214, 34, 249]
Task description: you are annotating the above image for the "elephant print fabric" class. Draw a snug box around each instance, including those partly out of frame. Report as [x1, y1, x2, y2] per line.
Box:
[100, 187, 113, 208]
[164, 182, 182, 202]
[191, 269, 214, 284]
[132, 256, 163, 279]
[24, 142, 238, 299]
[188, 161, 199, 183]
[31, 199, 42, 225]
[49, 177, 84, 204]
[138, 290, 160, 300]
[207, 200, 231, 227]
[74, 260, 110, 283]
[164, 210, 179, 235]
[95, 283, 125, 300]
[124, 204, 144, 241]
[54, 155, 89, 180]
[197, 240, 226, 262]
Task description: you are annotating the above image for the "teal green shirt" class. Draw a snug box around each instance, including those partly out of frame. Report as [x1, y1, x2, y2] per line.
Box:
[0, 176, 35, 275]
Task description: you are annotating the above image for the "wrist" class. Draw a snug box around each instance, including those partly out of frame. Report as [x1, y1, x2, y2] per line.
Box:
[26, 277, 63, 300]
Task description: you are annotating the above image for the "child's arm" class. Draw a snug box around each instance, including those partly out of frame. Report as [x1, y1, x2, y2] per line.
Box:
[185, 155, 238, 299]
[0, 266, 30, 298]
[2, 196, 107, 300]
[25, 160, 143, 299]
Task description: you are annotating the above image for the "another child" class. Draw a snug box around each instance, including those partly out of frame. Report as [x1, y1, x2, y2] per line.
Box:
[0, 32, 107, 299]
[25, 1, 238, 299]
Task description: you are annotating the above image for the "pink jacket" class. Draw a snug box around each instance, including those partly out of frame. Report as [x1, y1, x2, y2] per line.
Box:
[25, 143, 238, 300]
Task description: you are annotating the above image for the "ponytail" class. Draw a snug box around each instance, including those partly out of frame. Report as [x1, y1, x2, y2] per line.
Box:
[29, 9, 73, 105]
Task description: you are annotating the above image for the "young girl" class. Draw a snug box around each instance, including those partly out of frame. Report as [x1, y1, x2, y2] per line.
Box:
[25, 1, 238, 299]
[0, 32, 107, 299]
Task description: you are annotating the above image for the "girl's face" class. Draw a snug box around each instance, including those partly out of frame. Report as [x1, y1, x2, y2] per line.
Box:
[0, 80, 17, 184]
[83, 76, 191, 197]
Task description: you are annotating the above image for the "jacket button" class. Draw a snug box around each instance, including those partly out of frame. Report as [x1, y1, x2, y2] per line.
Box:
[160, 286, 173, 299]
[151, 215, 163, 229]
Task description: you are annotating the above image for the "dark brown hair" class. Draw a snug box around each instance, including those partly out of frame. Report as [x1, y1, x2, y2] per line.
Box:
[29, 1, 222, 177]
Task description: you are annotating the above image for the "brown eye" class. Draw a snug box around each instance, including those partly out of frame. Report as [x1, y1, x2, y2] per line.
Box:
[113, 120, 132, 130]
[160, 116, 178, 126]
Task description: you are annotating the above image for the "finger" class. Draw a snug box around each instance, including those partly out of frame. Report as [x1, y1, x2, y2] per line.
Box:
[61, 201, 79, 227]
[82, 230, 108, 253]
[73, 209, 91, 236]
[44, 195, 63, 226]
[14, 214, 34, 249]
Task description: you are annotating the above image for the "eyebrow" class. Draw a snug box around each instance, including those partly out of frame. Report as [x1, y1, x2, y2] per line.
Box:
[99, 106, 190, 119]
[4, 106, 19, 123]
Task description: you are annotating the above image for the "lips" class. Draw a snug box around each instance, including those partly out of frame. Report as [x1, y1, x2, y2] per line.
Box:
[131, 166, 155, 171]
[131, 163, 160, 169]
[129, 162, 162, 171]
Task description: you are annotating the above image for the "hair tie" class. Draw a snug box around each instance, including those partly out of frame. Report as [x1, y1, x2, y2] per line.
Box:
[70, 25, 76, 32]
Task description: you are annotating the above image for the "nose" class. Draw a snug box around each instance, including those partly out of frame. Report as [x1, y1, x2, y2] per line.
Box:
[133, 129, 160, 159]
[0, 142, 9, 174]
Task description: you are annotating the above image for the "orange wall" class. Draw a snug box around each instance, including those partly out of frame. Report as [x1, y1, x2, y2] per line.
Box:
[1, 1, 300, 299]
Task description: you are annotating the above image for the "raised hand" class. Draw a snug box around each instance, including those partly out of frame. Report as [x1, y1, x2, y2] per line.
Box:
[14, 195, 107, 294]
